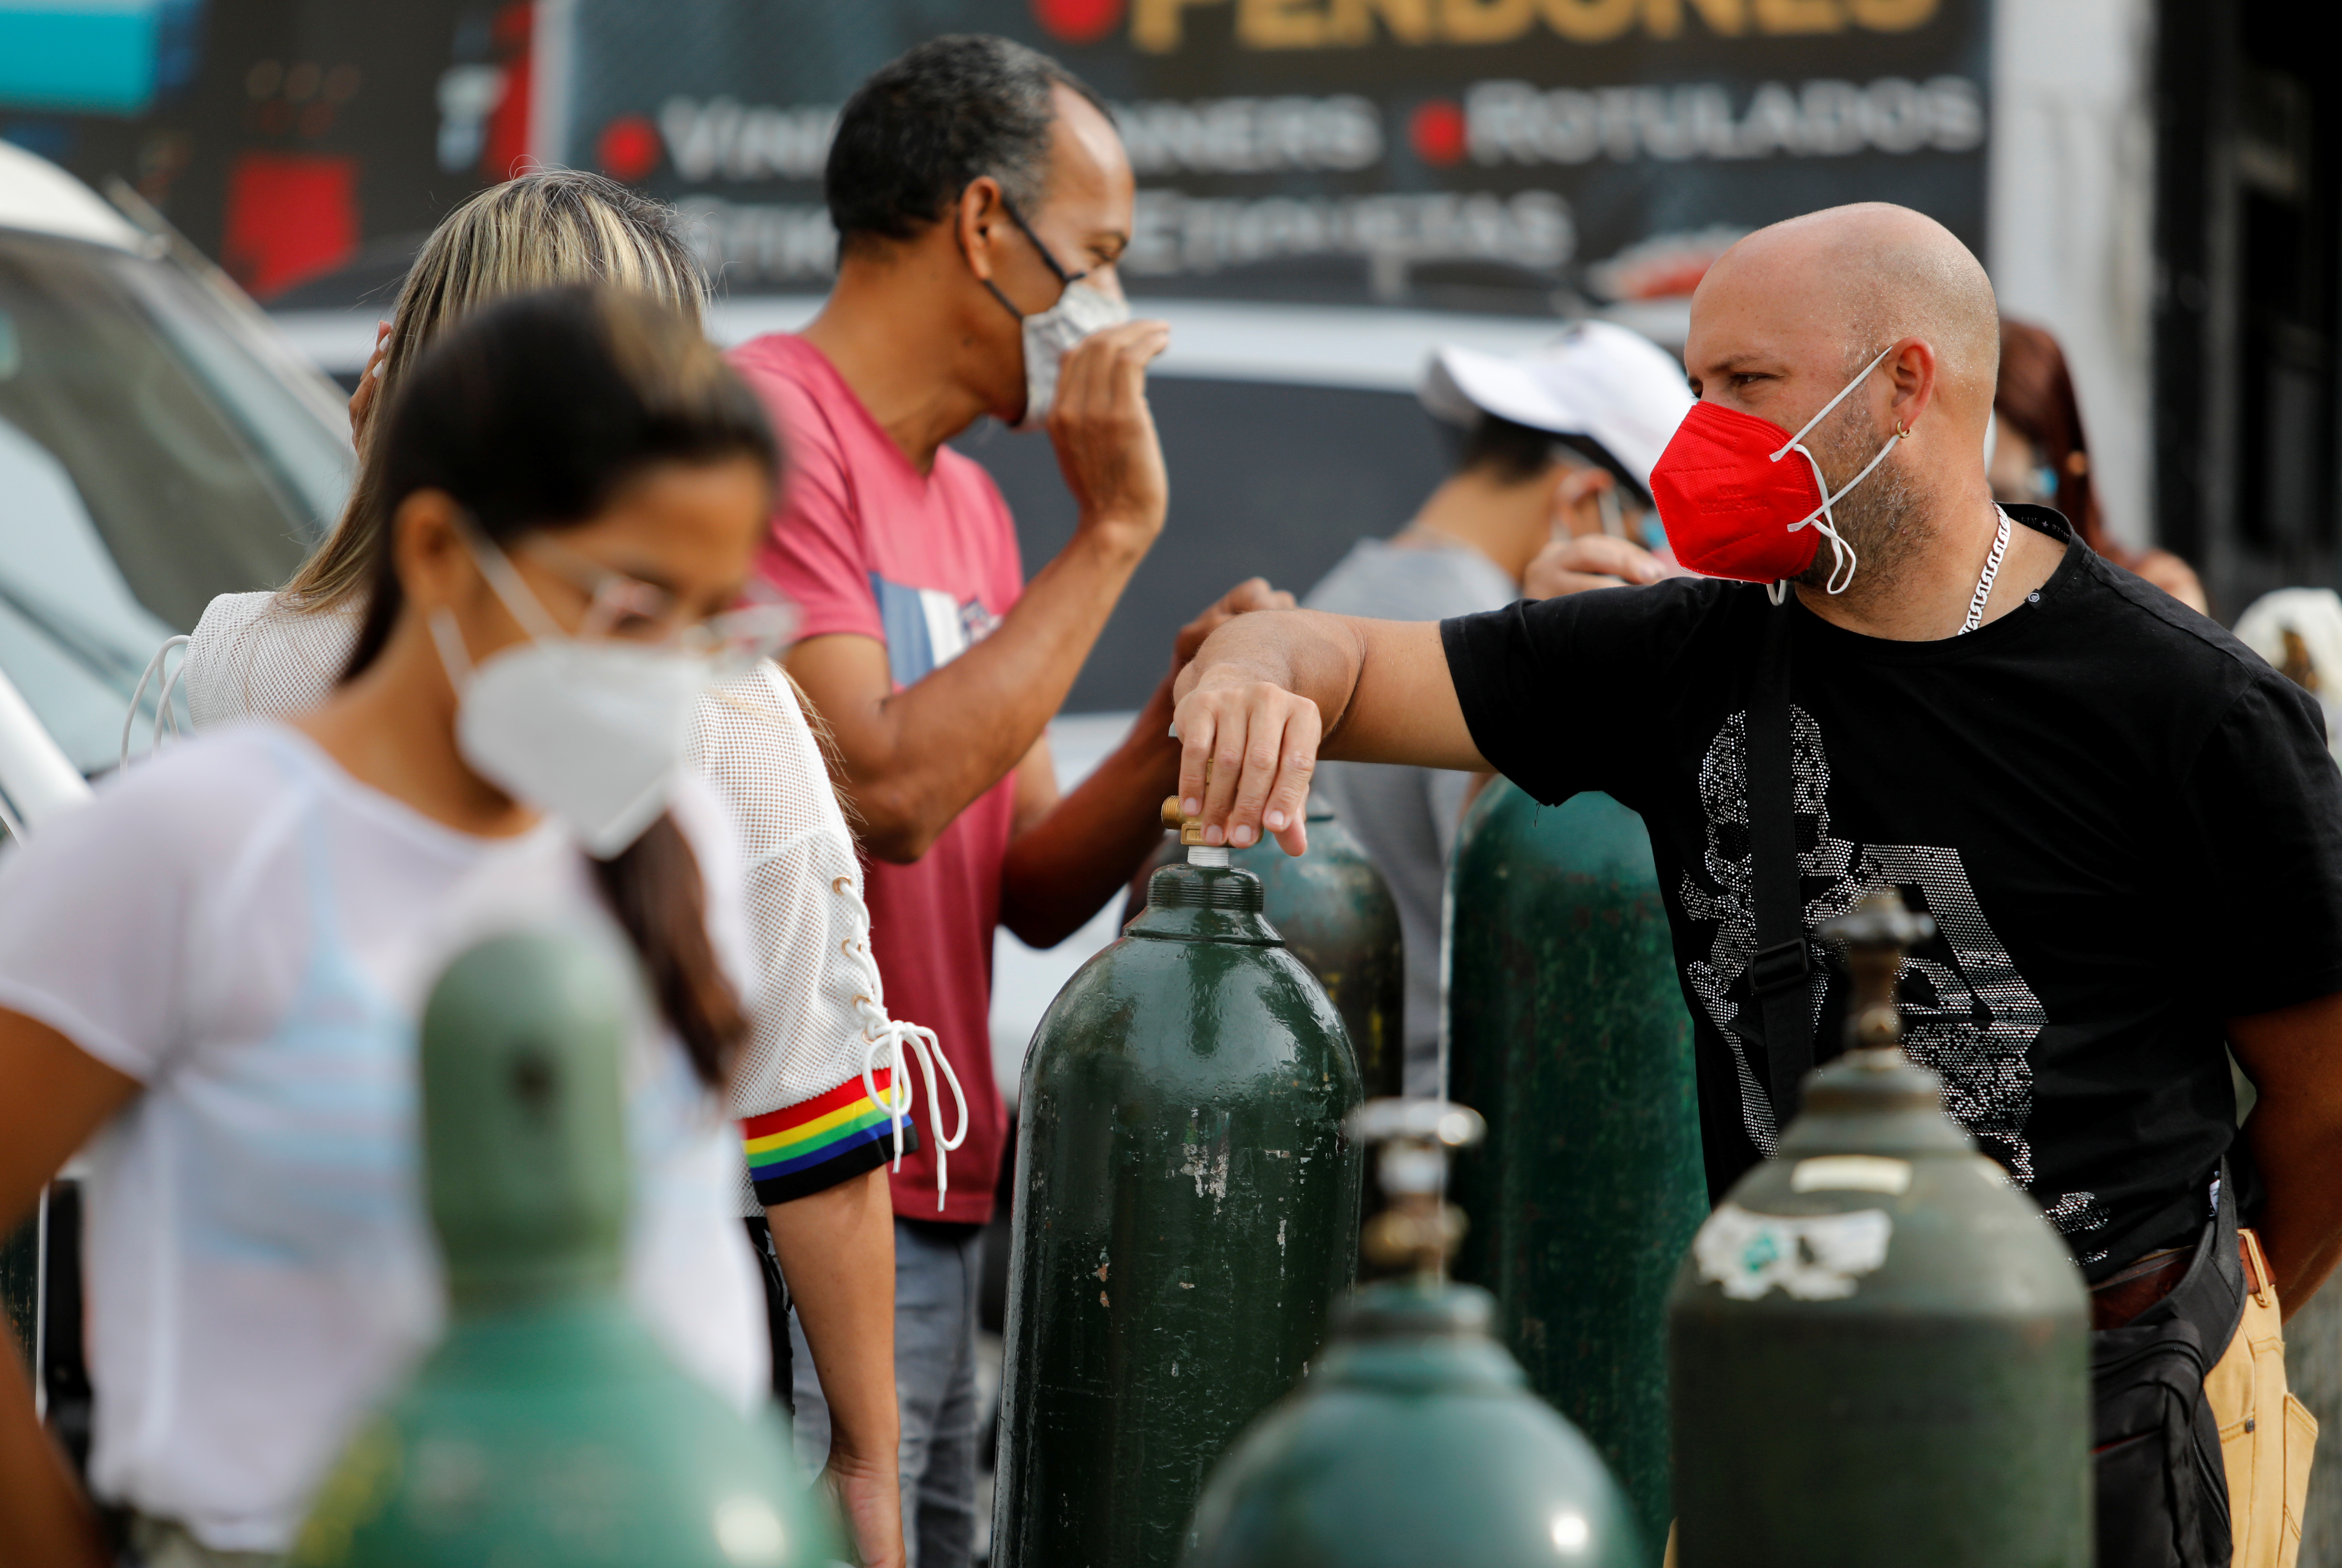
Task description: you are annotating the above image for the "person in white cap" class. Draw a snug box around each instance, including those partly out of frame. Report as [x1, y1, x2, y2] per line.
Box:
[1300, 319, 1693, 1095]
[2235, 587, 2342, 763]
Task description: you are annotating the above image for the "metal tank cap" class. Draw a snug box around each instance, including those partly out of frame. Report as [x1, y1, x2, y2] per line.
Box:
[1350, 1097, 1485, 1280]
[1162, 758, 1219, 854]
[1142, 759, 1281, 939]
[1780, 888, 1972, 1155]
[1338, 1099, 1499, 1347]
[1160, 791, 1209, 847]
[1824, 887, 1935, 1058]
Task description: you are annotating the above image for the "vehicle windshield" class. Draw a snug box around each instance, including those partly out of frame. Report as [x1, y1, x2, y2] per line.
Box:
[0, 229, 350, 775]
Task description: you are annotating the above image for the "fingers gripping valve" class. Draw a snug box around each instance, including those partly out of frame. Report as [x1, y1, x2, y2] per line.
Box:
[1162, 759, 1228, 868]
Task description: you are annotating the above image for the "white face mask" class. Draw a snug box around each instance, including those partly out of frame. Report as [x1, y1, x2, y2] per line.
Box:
[1014, 278, 1130, 431]
[977, 192, 1131, 431]
[429, 529, 714, 858]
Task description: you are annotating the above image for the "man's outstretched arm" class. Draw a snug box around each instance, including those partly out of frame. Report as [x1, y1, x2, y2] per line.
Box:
[1170, 611, 1487, 857]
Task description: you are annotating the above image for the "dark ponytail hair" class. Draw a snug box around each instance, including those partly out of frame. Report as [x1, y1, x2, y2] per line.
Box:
[344, 285, 780, 1087]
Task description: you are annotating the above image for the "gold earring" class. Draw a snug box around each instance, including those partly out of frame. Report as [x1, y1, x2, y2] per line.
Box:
[1894, 419, 1911, 440]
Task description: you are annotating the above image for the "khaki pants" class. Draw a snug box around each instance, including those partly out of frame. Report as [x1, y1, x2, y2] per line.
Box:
[1659, 1227, 2319, 1568]
[2207, 1228, 2318, 1568]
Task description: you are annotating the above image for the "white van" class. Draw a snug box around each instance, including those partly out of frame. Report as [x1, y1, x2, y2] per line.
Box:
[0, 140, 350, 808]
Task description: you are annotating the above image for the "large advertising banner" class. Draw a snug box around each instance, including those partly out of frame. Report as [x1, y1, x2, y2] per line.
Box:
[564, 0, 1990, 315]
[6, 0, 1988, 315]
[5, 0, 536, 304]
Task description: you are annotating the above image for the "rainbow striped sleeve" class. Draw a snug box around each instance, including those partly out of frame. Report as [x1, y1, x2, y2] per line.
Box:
[740, 1068, 920, 1205]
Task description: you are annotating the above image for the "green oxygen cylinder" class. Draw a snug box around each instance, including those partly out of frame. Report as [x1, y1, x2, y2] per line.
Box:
[1666, 890, 2092, 1567]
[994, 802, 1365, 1568]
[1444, 781, 1704, 1555]
[1182, 1099, 1642, 1568]
[1124, 803, 1405, 1101]
[290, 931, 832, 1568]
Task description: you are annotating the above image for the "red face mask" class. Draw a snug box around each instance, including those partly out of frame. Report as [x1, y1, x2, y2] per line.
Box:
[1648, 344, 1902, 596]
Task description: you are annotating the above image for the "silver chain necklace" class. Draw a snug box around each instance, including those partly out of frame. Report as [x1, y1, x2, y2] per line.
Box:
[1959, 508, 2014, 635]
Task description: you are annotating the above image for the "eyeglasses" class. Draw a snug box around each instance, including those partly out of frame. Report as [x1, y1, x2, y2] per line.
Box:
[521, 532, 800, 668]
[456, 512, 800, 669]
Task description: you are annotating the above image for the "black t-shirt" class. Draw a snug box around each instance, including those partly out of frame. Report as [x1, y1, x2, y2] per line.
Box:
[1442, 507, 2342, 1281]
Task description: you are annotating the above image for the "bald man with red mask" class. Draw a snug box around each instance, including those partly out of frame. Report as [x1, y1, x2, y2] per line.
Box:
[1166, 203, 2342, 1566]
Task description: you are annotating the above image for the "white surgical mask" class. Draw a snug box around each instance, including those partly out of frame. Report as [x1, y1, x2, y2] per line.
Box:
[976, 191, 1130, 431]
[1015, 278, 1129, 430]
[429, 527, 714, 857]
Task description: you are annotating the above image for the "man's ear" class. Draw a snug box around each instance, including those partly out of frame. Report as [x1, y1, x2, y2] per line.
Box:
[1886, 337, 1940, 433]
[1548, 464, 1614, 538]
[955, 176, 1009, 284]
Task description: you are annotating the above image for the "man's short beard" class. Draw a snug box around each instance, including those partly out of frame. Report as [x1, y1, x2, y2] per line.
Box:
[1791, 400, 1924, 595]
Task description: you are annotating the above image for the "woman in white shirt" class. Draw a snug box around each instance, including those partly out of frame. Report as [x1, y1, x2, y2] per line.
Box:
[0, 288, 787, 1564]
[173, 172, 935, 1568]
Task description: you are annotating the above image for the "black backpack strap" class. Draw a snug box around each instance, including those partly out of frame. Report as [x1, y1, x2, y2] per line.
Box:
[1749, 595, 1814, 1126]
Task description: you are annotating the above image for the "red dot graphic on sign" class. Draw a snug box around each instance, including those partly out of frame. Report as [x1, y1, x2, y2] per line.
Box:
[597, 114, 662, 183]
[1410, 99, 1467, 167]
[1031, 0, 1124, 45]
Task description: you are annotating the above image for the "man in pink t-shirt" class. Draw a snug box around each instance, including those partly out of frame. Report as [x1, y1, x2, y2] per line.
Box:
[733, 37, 1285, 1568]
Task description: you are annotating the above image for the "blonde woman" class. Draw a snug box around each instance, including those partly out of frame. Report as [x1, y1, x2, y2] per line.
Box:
[3, 289, 775, 1565]
[170, 174, 937, 1568]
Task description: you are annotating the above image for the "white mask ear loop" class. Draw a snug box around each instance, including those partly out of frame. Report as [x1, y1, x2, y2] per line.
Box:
[1769, 343, 1904, 597]
[451, 514, 572, 643]
[427, 607, 477, 690]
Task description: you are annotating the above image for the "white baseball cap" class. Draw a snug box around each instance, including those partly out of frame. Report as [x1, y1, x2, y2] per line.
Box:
[1419, 320, 1693, 498]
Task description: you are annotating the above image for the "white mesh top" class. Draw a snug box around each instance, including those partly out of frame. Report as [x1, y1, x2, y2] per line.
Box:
[176, 590, 958, 1215]
[184, 591, 360, 729]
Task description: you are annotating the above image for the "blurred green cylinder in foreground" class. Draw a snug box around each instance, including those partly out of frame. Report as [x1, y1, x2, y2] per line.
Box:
[290, 931, 829, 1568]
[1666, 1052, 2092, 1565]
[1183, 1280, 1643, 1568]
[1667, 891, 2091, 1568]
[1445, 783, 1705, 1557]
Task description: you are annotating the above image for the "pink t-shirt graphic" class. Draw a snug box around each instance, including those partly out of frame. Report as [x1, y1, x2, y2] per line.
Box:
[732, 332, 1021, 1226]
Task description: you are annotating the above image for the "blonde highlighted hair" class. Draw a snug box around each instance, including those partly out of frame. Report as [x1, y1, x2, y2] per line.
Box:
[281, 169, 708, 611]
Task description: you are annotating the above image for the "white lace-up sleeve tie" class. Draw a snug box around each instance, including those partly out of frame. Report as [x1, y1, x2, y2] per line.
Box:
[694, 662, 965, 1214]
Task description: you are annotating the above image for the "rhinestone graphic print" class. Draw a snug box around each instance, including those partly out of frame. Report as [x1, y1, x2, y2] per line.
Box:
[1679, 705, 2112, 1264]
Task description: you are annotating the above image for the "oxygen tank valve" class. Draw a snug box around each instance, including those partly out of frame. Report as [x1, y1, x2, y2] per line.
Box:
[1161, 760, 1229, 867]
[1349, 1098, 1486, 1279]
[1818, 888, 1935, 1058]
